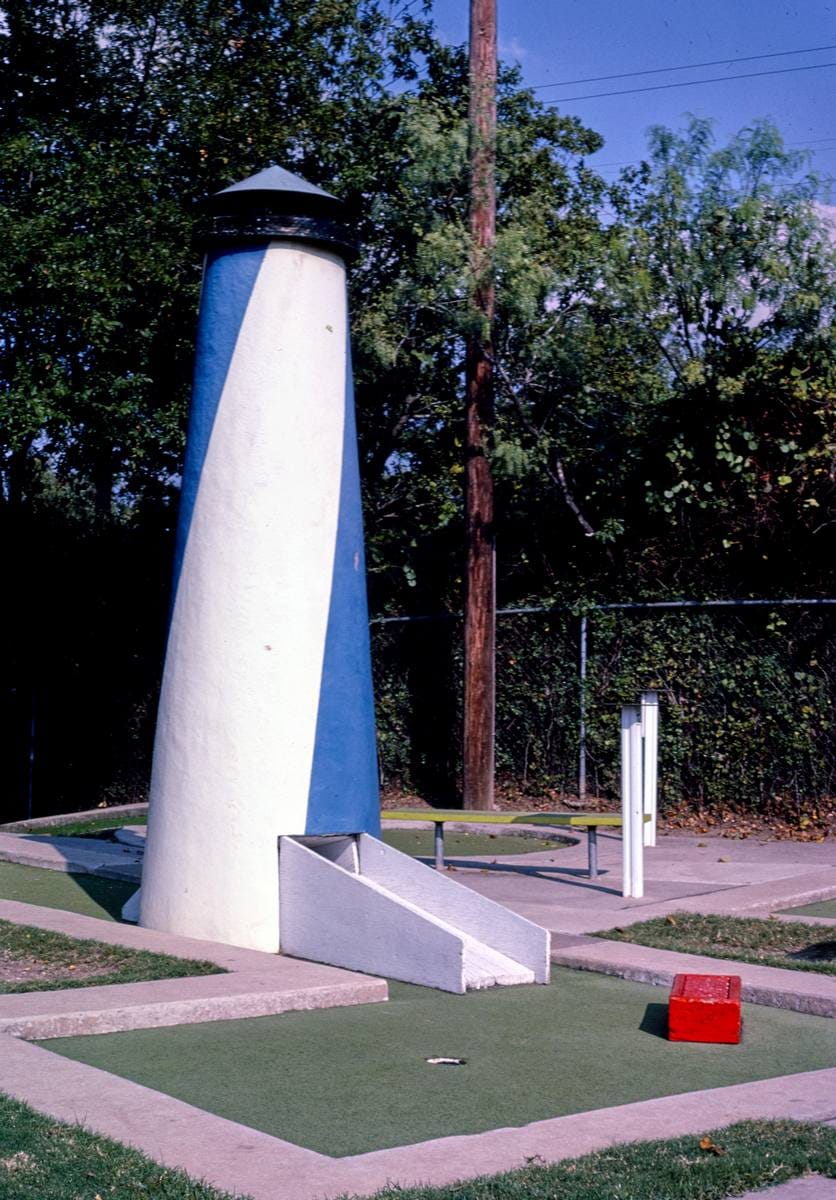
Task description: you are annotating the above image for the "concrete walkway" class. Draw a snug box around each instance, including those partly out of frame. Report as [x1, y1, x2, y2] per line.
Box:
[4, 821, 835, 930]
[737, 1178, 836, 1199]
[433, 825, 836, 934]
[0, 828, 144, 882]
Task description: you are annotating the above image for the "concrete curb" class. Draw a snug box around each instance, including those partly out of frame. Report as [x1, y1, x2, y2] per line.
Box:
[540, 868, 836, 936]
[680, 869, 836, 916]
[773, 913, 836, 929]
[1, 1034, 833, 1200]
[552, 938, 836, 1017]
[0, 972, 387, 1040]
[0, 803, 149, 832]
[0, 899, 387, 1037]
[0, 831, 143, 881]
[734, 1177, 836, 1200]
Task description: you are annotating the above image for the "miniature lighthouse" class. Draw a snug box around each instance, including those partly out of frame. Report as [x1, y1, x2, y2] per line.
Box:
[136, 167, 549, 991]
[139, 167, 379, 952]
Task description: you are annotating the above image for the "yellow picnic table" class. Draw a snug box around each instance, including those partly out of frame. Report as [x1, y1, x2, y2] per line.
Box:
[382, 809, 639, 879]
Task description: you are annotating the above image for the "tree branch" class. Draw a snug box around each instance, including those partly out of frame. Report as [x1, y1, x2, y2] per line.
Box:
[493, 357, 598, 539]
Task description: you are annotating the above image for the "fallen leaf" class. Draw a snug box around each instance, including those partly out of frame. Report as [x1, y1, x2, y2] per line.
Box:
[665, 915, 677, 926]
[717, 857, 730, 863]
[698, 1137, 725, 1156]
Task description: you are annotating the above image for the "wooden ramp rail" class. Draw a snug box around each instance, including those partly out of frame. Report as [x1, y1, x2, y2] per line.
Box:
[382, 810, 643, 880]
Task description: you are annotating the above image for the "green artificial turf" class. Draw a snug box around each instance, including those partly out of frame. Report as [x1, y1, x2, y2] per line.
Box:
[0, 918, 222, 994]
[44, 967, 836, 1157]
[0, 862, 136, 921]
[382, 829, 564, 858]
[10, 815, 149, 837]
[15, 819, 560, 858]
[779, 898, 836, 920]
[596, 912, 836, 975]
[0, 1092, 243, 1200]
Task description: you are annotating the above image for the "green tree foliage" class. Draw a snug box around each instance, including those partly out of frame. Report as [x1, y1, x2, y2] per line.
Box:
[0, 0, 446, 813]
[347, 54, 604, 613]
[0, 0, 437, 512]
[606, 119, 835, 592]
[0, 4, 832, 814]
[493, 118, 835, 600]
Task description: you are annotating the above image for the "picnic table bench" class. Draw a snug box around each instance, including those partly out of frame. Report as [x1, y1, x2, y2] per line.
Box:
[382, 809, 637, 880]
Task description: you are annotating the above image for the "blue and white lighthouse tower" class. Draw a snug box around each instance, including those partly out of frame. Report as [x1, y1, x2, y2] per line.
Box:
[137, 166, 549, 991]
[139, 167, 380, 952]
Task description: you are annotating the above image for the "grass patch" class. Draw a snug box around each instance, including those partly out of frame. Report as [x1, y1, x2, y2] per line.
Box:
[353, 1119, 836, 1200]
[0, 862, 136, 921]
[0, 1091, 244, 1200]
[43, 967, 836, 1157]
[595, 913, 836, 975]
[779, 898, 836, 920]
[0, 919, 222, 994]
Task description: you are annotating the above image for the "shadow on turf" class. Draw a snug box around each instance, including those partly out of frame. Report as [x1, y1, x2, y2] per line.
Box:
[69, 873, 135, 920]
[412, 857, 621, 896]
[639, 1002, 669, 1040]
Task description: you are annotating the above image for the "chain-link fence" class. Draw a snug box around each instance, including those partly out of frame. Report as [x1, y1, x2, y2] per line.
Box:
[370, 601, 835, 812]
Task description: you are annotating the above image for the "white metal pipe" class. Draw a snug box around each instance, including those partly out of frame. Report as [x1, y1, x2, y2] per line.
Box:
[641, 690, 659, 847]
[629, 711, 644, 898]
[620, 706, 636, 897]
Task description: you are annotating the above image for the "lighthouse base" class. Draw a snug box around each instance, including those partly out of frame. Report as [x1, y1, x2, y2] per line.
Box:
[278, 834, 550, 993]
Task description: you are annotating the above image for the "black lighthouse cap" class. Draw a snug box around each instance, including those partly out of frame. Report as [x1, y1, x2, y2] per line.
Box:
[202, 165, 357, 258]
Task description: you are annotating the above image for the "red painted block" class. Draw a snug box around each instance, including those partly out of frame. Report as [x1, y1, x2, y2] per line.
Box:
[668, 973, 742, 1044]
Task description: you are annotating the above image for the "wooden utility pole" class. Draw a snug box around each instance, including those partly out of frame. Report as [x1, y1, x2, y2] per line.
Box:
[462, 0, 496, 810]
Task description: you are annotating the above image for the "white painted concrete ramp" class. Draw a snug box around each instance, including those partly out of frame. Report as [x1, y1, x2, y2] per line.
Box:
[279, 834, 549, 993]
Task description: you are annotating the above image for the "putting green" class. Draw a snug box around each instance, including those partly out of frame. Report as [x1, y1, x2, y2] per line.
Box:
[383, 828, 564, 858]
[15, 815, 149, 837]
[0, 862, 135, 921]
[779, 898, 836, 920]
[44, 968, 836, 1157]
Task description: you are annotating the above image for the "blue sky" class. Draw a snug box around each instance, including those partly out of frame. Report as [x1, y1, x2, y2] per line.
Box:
[430, 0, 836, 192]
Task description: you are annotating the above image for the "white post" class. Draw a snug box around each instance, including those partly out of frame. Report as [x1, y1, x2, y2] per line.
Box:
[641, 690, 659, 847]
[629, 710, 644, 897]
[621, 705, 642, 898]
[620, 707, 631, 897]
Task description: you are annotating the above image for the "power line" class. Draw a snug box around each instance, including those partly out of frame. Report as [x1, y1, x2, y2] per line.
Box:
[590, 136, 836, 171]
[544, 61, 836, 104]
[531, 43, 836, 91]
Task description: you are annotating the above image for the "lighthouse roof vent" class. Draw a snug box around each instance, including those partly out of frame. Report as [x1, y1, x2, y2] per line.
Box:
[203, 165, 355, 258]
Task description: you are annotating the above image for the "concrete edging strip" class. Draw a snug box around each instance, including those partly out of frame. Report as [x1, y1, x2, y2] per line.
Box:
[552, 939, 836, 1017]
[0, 802, 149, 832]
[0, 899, 387, 1036]
[1, 1034, 834, 1200]
[0, 973, 387, 1039]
